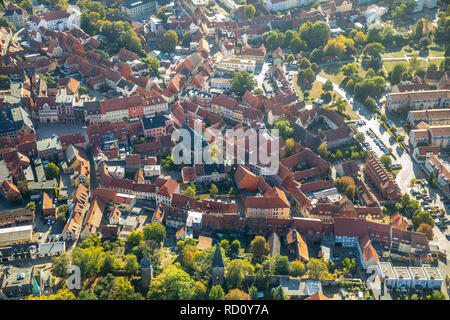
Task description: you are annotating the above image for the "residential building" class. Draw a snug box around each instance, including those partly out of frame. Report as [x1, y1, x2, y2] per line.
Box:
[245, 187, 290, 219]
[364, 155, 401, 200]
[0, 107, 35, 143]
[218, 57, 256, 73]
[423, 156, 450, 196]
[141, 115, 173, 138]
[408, 109, 450, 126]
[121, 0, 157, 20]
[386, 90, 450, 112]
[29, 9, 80, 31]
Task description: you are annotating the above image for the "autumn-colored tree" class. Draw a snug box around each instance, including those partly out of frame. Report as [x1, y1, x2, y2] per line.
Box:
[285, 138, 295, 155]
[225, 289, 251, 300]
[417, 223, 434, 240]
[289, 260, 305, 277]
[244, 4, 256, 19]
[335, 176, 356, 200]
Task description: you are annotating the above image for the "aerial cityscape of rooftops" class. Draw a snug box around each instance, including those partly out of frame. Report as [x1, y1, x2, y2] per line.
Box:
[0, 0, 448, 303]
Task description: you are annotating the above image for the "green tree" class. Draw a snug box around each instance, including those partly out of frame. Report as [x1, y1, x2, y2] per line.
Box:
[20, 0, 33, 13]
[274, 255, 290, 275]
[274, 120, 293, 140]
[225, 259, 255, 289]
[72, 246, 105, 278]
[363, 42, 385, 56]
[389, 62, 410, 85]
[289, 260, 305, 277]
[220, 239, 230, 256]
[26, 201, 36, 214]
[142, 57, 160, 77]
[230, 239, 241, 258]
[122, 28, 142, 54]
[156, 5, 168, 23]
[0, 17, 15, 31]
[231, 71, 256, 97]
[249, 285, 258, 300]
[124, 254, 140, 275]
[286, 54, 295, 63]
[45, 162, 60, 180]
[244, 4, 256, 19]
[307, 258, 329, 280]
[209, 285, 225, 300]
[341, 62, 358, 77]
[116, 277, 144, 300]
[413, 211, 434, 229]
[298, 20, 331, 50]
[431, 291, 446, 300]
[192, 281, 207, 300]
[380, 155, 392, 169]
[355, 132, 365, 144]
[285, 138, 295, 155]
[317, 141, 328, 159]
[322, 80, 333, 92]
[93, 273, 117, 299]
[100, 252, 122, 275]
[78, 289, 98, 300]
[0, 75, 11, 90]
[271, 285, 289, 300]
[51, 252, 70, 278]
[340, 257, 356, 276]
[127, 231, 144, 247]
[181, 31, 192, 47]
[250, 236, 269, 260]
[162, 30, 178, 53]
[143, 222, 166, 244]
[209, 184, 219, 198]
[364, 97, 377, 110]
[147, 265, 195, 300]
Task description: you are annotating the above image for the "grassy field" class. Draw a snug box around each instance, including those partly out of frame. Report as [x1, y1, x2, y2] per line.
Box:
[329, 103, 360, 120]
[382, 58, 443, 74]
[293, 75, 360, 120]
[319, 64, 347, 84]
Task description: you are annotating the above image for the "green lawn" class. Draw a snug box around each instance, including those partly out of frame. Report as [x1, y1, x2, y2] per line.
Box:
[293, 75, 359, 120]
[383, 58, 443, 74]
[319, 64, 346, 84]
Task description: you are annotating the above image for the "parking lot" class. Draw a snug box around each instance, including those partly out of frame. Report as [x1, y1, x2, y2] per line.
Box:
[355, 118, 392, 159]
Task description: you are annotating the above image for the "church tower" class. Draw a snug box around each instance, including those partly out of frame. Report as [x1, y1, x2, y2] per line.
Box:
[211, 245, 224, 287]
[140, 253, 153, 290]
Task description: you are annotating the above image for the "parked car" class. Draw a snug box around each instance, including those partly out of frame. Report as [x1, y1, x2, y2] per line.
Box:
[446, 234, 450, 241]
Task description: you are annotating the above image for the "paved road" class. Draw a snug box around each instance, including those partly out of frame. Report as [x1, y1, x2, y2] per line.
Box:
[256, 62, 270, 91]
[381, 56, 445, 61]
[315, 75, 418, 194]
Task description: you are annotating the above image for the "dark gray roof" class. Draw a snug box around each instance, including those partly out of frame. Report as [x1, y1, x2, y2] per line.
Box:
[142, 115, 170, 130]
[212, 244, 224, 268]
[140, 253, 151, 269]
[293, 124, 321, 150]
